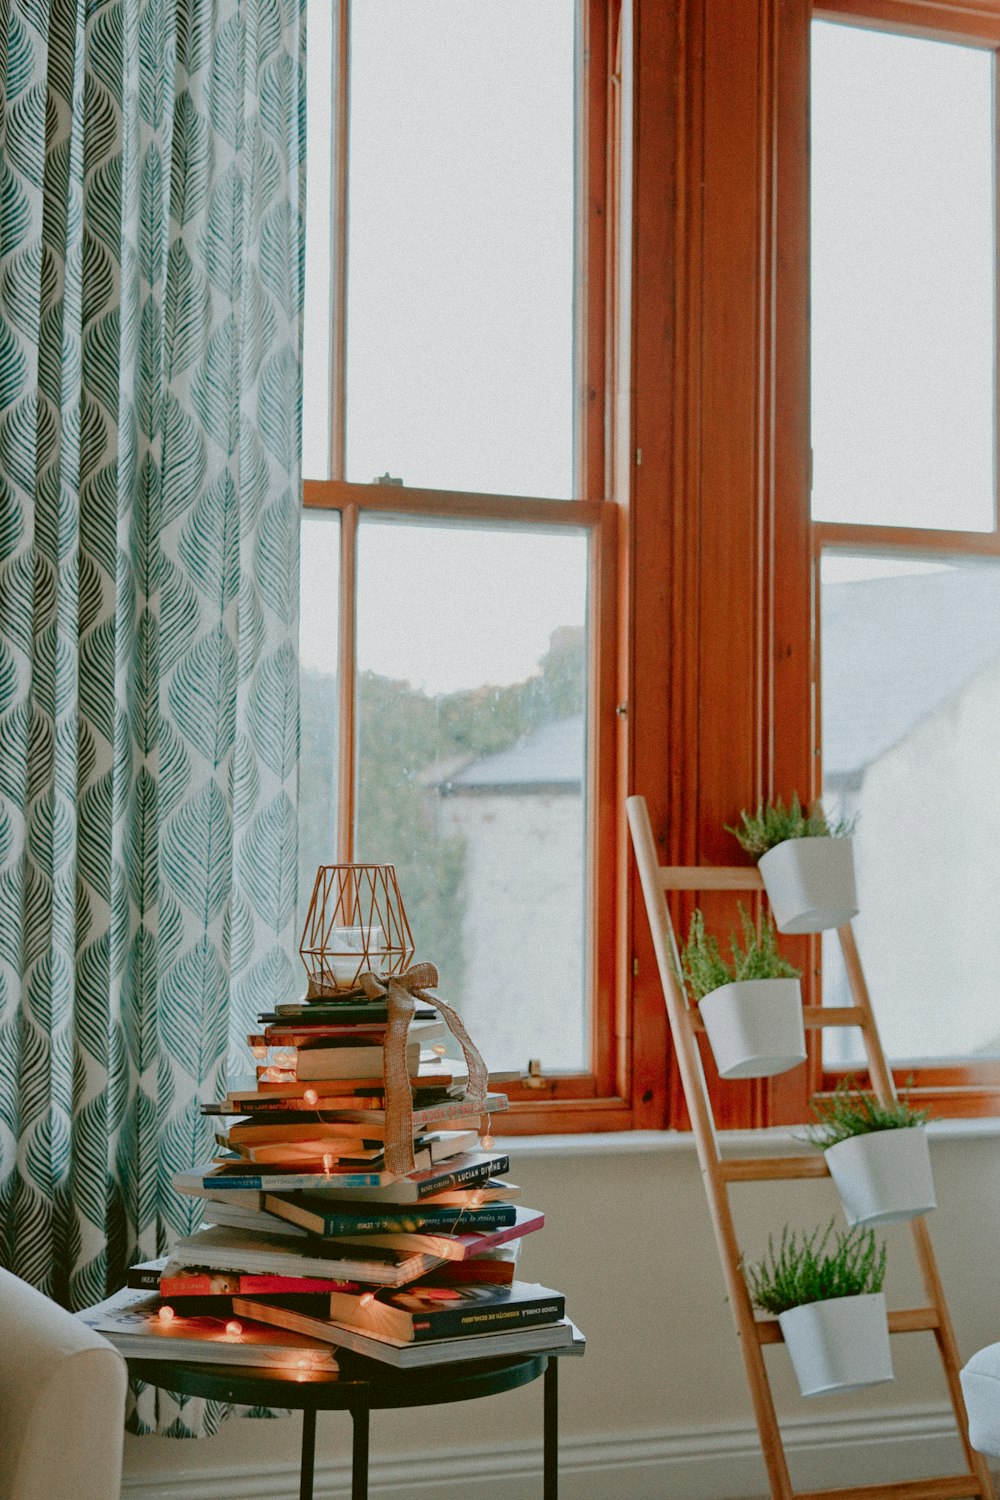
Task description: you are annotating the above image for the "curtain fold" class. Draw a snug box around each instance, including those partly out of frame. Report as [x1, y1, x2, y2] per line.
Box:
[0, 0, 305, 1436]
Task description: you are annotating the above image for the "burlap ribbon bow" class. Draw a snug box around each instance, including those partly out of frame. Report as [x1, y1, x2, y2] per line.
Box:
[358, 963, 488, 1176]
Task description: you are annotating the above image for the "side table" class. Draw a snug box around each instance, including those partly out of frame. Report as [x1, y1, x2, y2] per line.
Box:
[130, 1346, 563, 1500]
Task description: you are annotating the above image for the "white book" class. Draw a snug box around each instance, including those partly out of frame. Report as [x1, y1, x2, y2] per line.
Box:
[171, 1224, 448, 1287]
[76, 1286, 338, 1370]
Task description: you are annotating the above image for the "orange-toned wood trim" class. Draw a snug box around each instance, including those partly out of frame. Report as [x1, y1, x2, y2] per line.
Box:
[331, 0, 349, 479]
[625, 0, 676, 1131]
[336, 503, 358, 859]
[303, 479, 604, 527]
[814, 0, 1000, 45]
[497, 1096, 632, 1135]
[815, 523, 1000, 556]
[580, 0, 609, 502]
[589, 503, 622, 1100]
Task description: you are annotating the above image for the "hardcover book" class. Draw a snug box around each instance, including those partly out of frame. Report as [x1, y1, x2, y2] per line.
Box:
[318, 1279, 565, 1343]
[259, 1194, 520, 1237]
[261, 1199, 543, 1259]
[232, 1297, 579, 1370]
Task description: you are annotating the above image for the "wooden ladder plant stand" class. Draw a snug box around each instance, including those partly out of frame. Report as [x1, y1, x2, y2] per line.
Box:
[626, 794, 996, 1500]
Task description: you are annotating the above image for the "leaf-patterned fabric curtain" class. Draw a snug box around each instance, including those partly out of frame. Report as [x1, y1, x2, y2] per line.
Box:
[0, 0, 304, 1436]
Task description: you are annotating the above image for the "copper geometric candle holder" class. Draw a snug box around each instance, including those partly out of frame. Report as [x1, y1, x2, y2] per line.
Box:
[299, 864, 416, 997]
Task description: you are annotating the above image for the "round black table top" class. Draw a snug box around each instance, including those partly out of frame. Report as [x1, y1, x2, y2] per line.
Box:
[129, 1350, 550, 1412]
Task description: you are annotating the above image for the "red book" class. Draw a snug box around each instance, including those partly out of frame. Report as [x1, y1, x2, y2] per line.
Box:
[160, 1271, 360, 1297]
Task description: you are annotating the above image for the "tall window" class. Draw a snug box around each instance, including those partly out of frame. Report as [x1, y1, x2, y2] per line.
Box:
[300, 1, 620, 1120]
[811, 10, 1000, 1097]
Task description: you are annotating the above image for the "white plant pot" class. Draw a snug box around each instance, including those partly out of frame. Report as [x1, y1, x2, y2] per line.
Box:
[779, 1292, 893, 1397]
[824, 1126, 936, 1228]
[698, 978, 806, 1080]
[758, 836, 858, 934]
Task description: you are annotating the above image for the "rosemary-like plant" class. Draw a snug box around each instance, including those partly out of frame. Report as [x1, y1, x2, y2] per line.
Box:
[675, 905, 800, 1002]
[808, 1076, 928, 1151]
[744, 1220, 887, 1315]
[726, 793, 853, 859]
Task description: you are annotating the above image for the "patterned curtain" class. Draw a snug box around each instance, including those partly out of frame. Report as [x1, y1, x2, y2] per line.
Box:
[0, 0, 304, 1436]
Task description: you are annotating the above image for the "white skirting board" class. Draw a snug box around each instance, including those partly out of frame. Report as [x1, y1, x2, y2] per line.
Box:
[121, 1401, 995, 1500]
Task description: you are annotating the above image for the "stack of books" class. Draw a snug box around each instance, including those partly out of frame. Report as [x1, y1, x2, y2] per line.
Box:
[81, 985, 581, 1371]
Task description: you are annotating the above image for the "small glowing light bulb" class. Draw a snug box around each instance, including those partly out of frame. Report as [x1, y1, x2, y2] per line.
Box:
[158, 1304, 175, 1323]
[297, 1356, 311, 1368]
[303, 1088, 319, 1106]
[252, 1045, 267, 1060]
[469, 1191, 484, 1206]
[481, 1135, 494, 1150]
[226, 1320, 242, 1337]
[323, 1153, 334, 1175]
[432, 1043, 447, 1056]
[359, 1292, 375, 1308]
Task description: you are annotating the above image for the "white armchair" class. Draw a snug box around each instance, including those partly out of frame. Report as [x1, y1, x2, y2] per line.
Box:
[0, 1266, 128, 1500]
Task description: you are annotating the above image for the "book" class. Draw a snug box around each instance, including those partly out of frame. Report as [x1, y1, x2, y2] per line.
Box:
[232, 1297, 578, 1369]
[274, 1152, 511, 1205]
[322, 1206, 544, 1263]
[169, 1224, 449, 1287]
[418, 1179, 521, 1206]
[263, 1197, 543, 1258]
[260, 1017, 447, 1046]
[175, 1164, 402, 1193]
[226, 1141, 389, 1167]
[223, 1120, 389, 1147]
[261, 1002, 439, 1024]
[295, 1040, 420, 1082]
[159, 1268, 361, 1297]
[318, 1280, 565, 1344]
[259, 1194, 521, 1237]
[202, 1091, 510, 1127]
[232, 1071, 454, 1101]
[416, 1257, 517, 1287]
[198, 1198, 311, 1238]
[76, 1286, 338, 1369]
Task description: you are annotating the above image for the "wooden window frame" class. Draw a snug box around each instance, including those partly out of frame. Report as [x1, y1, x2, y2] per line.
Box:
[302, 0, 634, 1133]
[812, 0, 1000, 1115]
[628, 0, 1000, 1133]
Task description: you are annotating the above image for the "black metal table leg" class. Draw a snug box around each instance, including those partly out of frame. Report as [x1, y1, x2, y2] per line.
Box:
[299, 1406, 317, 1500]
[351, 1386, 371, 1500]
[543, 1356, 558, 1500]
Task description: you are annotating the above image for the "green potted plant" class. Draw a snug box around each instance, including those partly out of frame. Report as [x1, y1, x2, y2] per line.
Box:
[676, 906, 805, 1079]
[808, 1079, 935, 1228]
[726, 793, 857, 934]
[744, 1221, 893, 1397]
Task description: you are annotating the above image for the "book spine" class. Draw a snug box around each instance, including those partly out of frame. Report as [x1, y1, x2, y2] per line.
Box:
[314, 1207, 518, 1235]
[187, 1168, 390, 1190]
[414, 1155, 511, 1200]
[126, 1266, 164, 1290]
[407, 1298, 566, 1342]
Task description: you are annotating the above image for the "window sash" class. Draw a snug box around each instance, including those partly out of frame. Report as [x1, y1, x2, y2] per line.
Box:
[810, 0, 1000, 1114]
[302, 0, 630, 1129]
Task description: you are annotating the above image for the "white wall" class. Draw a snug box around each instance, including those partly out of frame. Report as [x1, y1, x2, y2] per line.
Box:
[121, 1125, 1000, 1499]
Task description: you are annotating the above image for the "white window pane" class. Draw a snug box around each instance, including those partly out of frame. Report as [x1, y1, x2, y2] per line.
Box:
[299, 513, 341, 928]
[810, 23, 996, 530]
[345, 1, 577, 499]
[355, 520, 589, 1072]
[821, 553, 1000, 1063]
[302, 0, 334, 479]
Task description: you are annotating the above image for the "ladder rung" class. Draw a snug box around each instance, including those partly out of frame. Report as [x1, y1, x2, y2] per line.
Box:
[720, 1156, 829, 1182]
[803, 1005, 865, 1028]
[793, 1477, 987, 1500]
[687, 1005, 865, 1034]
[756, 1306, 941, 1344]
[658, 865, 763, 890]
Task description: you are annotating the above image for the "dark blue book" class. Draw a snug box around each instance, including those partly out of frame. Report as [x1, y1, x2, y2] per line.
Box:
[261, 1194, 520, 1237]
